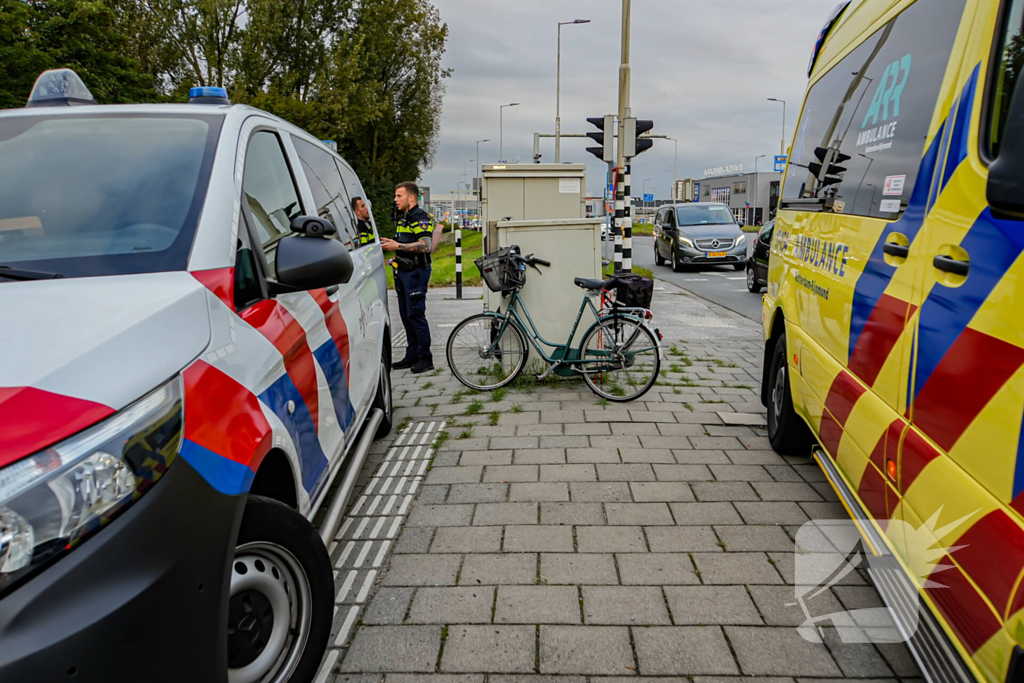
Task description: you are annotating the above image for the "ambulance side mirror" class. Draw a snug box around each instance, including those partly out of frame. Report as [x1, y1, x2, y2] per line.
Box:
[988, 77, 1024, 219]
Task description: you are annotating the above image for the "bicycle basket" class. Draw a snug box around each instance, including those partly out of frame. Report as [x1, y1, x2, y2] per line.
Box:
[611, 273, 654, 309]
[475, 247, 526, 292]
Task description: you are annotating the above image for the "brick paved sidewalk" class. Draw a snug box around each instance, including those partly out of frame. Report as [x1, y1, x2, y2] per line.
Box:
[314, 284, 922, 682]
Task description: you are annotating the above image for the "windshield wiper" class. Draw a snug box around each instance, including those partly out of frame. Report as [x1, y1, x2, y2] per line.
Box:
[0, 265, 64, 281]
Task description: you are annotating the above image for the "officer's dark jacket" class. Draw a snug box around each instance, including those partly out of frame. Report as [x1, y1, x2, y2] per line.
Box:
[357, 219, 375, 245]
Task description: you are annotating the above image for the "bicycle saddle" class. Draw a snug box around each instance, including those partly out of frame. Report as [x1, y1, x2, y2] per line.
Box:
[574, 277, 606, 290]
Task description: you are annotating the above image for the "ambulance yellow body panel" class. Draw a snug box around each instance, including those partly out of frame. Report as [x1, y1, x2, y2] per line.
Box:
[763, 0, 1024, 679]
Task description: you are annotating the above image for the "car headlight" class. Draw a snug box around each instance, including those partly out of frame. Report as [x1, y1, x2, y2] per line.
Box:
[736, 234, 746, 246]
[677, 235, 694, 248]
[0, 376, 182, 594]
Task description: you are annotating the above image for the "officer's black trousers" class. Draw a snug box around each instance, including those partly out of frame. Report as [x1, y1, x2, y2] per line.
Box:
[394, 266, 432, 361]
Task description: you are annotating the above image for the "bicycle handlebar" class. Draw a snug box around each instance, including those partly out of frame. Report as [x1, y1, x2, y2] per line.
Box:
[512, 253, 550, 269]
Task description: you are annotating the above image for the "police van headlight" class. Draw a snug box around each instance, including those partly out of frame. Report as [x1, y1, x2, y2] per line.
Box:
[0, 377, 183, 594]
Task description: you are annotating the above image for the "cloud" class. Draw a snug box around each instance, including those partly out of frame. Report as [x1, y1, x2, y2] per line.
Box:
[420, 0, 834, 198]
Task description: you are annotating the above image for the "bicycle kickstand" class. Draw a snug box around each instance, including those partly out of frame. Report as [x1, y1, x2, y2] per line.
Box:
[536, 361, 563, 381]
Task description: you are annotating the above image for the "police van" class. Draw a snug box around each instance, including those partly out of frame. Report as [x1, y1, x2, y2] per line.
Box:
[764, 0, 1024, 679]
[0, 71, 393, 682]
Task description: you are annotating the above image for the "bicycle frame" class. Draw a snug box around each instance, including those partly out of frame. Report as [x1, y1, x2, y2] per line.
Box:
[489, 289, 651, 372]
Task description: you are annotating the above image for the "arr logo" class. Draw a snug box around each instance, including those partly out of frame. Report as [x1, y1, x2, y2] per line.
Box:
[862, 54, 912, 128]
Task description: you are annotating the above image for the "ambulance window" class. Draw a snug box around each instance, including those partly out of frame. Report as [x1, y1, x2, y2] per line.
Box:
[985, 0, 1024, 160]
[291, 136, 358, 249]
[242, 131, 303, 269]
[781, 0, 967, 218]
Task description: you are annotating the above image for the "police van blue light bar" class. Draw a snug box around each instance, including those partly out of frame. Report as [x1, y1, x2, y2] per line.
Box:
[26, 69, 96, 108]
[189, 87, 230, 105]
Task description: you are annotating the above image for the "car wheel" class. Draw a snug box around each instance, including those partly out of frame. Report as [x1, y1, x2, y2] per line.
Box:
[372, 355, 393, 439]
[746, 264, 762, 293]
[766, 332, 814, 456]
[671, 249, 683, 273]
[228, 497, 333, 683]
[654, 246, 665, 266]
[733, 262, 745, 272]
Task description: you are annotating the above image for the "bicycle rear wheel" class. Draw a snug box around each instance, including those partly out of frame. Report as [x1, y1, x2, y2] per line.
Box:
[447, 313, 529, 391]
[579, 315, 660, 401]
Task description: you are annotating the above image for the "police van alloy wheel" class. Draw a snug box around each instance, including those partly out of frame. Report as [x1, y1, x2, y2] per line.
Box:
[228, 496, 332, 683]
[654, 246, 665, 266]
[746, 264, 761, 293]
[671, 250, 682, 273]
[766, 332, 813, 456]
[373, 357, 393, 439]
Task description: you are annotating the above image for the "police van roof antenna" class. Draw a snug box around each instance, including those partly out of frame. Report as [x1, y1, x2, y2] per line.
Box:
[26, 69, 96, 108]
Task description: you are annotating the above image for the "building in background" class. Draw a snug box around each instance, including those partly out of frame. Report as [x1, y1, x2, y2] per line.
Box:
[696, 166, 782, 225]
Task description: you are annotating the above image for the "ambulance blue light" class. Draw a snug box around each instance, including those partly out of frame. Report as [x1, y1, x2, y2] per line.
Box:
[189, 87, 230, 105]
[26, 69, 96, 108]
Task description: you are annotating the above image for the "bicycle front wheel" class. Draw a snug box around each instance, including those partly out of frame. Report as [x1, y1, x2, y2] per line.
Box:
[446, 313, 529, 391]
[579, 315, 661, 402]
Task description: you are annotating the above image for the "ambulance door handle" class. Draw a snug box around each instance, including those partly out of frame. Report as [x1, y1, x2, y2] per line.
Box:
[883, 243, 909, 258]
[933, 254, 970, 277]
[326, 285, 339, 295]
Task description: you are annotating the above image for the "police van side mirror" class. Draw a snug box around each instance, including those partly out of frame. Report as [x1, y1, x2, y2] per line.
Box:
[273, 231, 354, 293]
[988, 78, 1024, 219]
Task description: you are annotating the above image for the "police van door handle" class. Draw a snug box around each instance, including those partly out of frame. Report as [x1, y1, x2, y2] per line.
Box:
[933, 254, 970, 276]
[883, 243, 909, 258]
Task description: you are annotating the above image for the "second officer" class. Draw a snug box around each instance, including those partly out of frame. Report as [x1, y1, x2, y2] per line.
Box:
[379, 182, 435, 374]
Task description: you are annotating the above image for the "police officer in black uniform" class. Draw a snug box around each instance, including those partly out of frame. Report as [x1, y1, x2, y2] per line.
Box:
[351, 196, 376, 246]
[380, 182, 434, 373]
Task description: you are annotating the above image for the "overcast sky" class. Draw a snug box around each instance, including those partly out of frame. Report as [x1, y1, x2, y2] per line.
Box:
[419, 0, 833, 198]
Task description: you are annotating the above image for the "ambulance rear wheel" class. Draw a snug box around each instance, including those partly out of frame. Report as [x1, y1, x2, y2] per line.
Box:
[767, 332, 814, 456]
[228, 497, 333, 683]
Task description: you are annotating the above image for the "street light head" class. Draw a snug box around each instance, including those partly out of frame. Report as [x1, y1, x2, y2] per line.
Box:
[574, 19, 591, 23]
[510, 102, 520, 107]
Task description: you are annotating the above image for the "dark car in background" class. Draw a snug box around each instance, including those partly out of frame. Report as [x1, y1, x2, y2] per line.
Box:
[746, 219, 774, 292]
[652, 203, 747, 272]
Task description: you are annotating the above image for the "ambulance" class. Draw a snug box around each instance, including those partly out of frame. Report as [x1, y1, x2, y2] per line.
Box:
[764, 0, 1024, 679]
[0, 71, 393, 682]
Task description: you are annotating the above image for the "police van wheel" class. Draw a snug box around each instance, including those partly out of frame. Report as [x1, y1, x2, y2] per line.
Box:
[228, 497, 333, 683]
[654, 247, 665, 266]
[766, 333, 813, 456]
[671, 250, 683, 273]
[373, 357, 393, 439]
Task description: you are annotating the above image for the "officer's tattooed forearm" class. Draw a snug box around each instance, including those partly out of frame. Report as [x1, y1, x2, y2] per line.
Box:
[401, 238, 432, 253]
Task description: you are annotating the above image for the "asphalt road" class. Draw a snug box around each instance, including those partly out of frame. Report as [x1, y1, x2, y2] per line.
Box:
[625, 235, 764, 322]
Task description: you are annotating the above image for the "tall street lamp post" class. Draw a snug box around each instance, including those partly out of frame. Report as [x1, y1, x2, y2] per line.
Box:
[500, 102, 519, 162]
[555, 18, 591, 164]
[476, 139, 490, 218]
[767, 98, 786, 156]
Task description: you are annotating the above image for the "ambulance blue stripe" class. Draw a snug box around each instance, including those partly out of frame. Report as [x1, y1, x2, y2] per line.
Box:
[848, 123, 945, 360]
[914, 208, 1024, 397]
[258, 374, 328, 493]
[941, 65, 979, 192]
[1013, 418, 1024, 501]
[179, 438, 255, 495]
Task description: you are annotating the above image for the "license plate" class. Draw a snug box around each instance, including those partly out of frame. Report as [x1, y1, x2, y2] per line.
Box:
[707, 251, 727, 258]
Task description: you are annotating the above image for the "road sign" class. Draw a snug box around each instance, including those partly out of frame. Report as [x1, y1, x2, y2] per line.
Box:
[774, 155, 788, 172]
[643, 193, 654, 202]
[693, 182, 700, 201]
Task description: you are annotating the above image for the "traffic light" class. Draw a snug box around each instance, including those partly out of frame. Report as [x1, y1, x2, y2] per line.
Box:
[808, 145, 850, 188]
[586, 115, 615, 162]
[622, 118, 655, 158]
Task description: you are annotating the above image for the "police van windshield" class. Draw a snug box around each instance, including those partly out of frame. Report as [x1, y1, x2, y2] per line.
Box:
[676, 205, 735, 226]
[0, 113, 222, 280]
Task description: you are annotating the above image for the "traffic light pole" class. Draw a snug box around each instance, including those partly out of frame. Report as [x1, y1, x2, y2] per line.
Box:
[615, 0, 632, 274]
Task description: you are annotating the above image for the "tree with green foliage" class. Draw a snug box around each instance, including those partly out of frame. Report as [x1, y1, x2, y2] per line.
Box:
[0, 0, 158, 108]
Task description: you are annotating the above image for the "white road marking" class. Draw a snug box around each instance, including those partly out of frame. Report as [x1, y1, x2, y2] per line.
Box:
[387, 517, 402, 538]
[350, 496, 367, 515]
[366, 495, 382, 516]
[685, 278, 708, 281]
[369, 517, 387, 539]
[352, 518, 369, 539]
[336, 541, 355, 567]
[418, 460, 430, 476]
[338, 518, 353, 538]
[382, 494, 397, 514]
[353, 541, 373, 567]
[363, 476, 380, 495]
[333, 606, 360, 646]
[727, 276, 745, 280]
[380, 477, 393, 494]
[373, 540, 391, 567]
[355, 570, 377, 602]
[438, 323, 456, 328]
[315, 649, 339, 683]
[336, 570, 357, 602]
[399, 495, 413, 514]
[395, 476, 408, 494]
